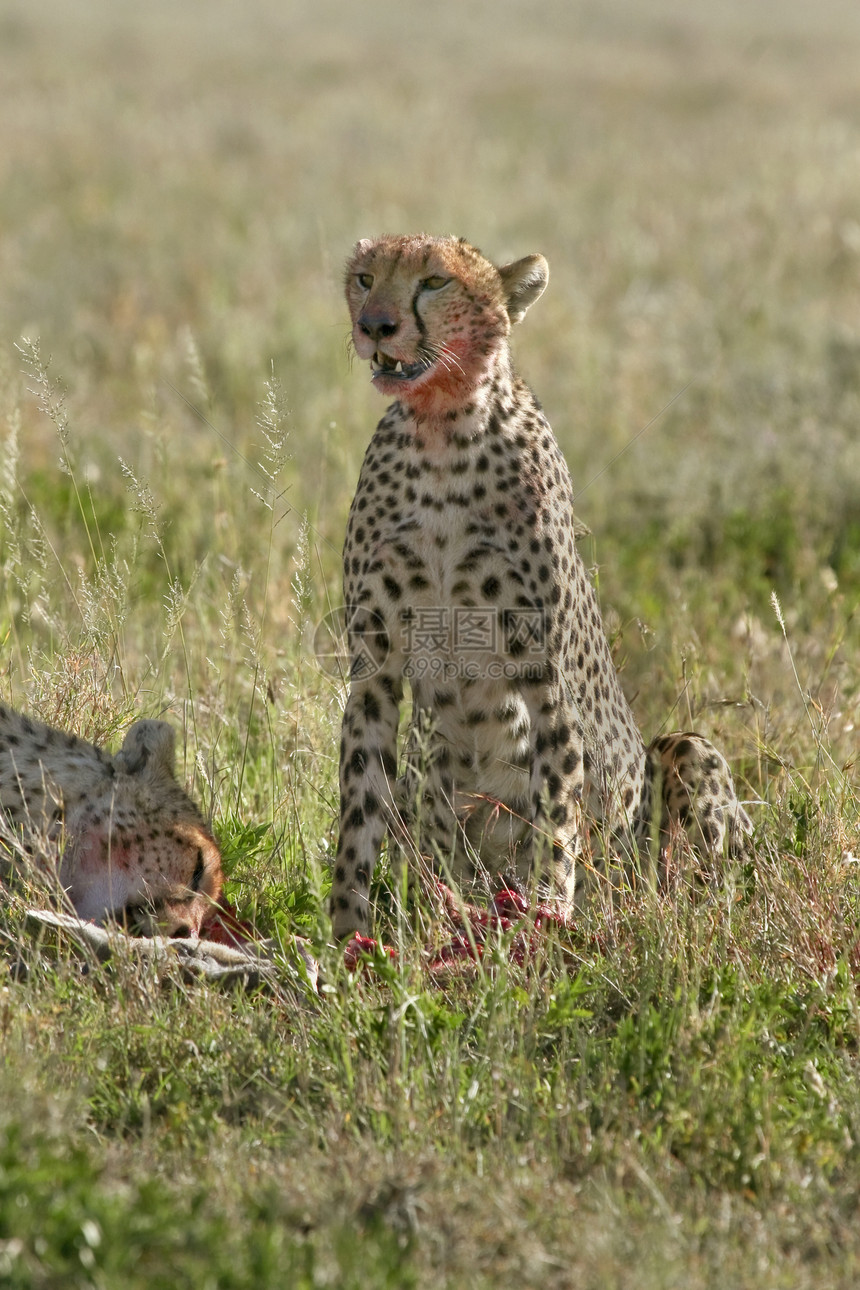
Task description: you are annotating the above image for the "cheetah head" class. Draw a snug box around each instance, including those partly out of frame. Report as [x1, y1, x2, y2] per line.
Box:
[345, 234, 548, 413]
[60, 721, 224, 939]
[63, 810, 223, 939]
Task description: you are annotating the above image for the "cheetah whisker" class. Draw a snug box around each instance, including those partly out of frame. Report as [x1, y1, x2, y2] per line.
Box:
[433, 343, 466, 377]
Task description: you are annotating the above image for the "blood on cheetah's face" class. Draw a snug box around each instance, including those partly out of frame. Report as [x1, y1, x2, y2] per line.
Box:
[65, 819, 223, 939]
[345, 234, 548, 413]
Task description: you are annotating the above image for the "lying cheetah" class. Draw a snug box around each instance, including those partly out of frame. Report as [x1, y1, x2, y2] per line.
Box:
[0, 705, 222, 936]
[330, 234, 752, 940]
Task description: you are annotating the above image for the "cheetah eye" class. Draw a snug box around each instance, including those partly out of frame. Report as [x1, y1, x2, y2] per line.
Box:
[356, 273, 374, 290]
[421, 276, 449, 291]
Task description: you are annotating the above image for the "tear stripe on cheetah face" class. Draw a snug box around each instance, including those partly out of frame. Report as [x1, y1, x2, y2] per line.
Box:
[0, 704, 223, 937]
[332, 233, 752, 941]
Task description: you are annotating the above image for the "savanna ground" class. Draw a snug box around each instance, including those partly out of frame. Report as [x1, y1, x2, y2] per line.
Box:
[1, 0, 859, 1284]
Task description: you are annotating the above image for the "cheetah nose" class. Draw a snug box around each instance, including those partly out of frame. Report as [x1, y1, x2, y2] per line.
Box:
[357, 311, 399, 343]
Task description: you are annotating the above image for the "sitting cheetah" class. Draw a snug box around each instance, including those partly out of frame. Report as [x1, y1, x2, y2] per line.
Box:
[0, 705, 222, 936]
[330, 233, 752, 940]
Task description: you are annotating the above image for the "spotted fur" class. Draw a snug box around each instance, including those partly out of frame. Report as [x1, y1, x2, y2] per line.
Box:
[330, 234, 751, 940]
[0, 705, 222, 936]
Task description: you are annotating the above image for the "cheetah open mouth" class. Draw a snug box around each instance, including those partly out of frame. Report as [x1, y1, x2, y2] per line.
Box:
[370, 352, 435, 383]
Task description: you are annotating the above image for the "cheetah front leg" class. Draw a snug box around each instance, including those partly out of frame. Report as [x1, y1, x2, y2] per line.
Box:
[526, 699, 586, 913]
[330, 670, 404, 941]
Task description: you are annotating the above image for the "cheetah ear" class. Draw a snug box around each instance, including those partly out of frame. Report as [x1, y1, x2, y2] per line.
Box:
[498, 254, 549, 324]
[116, 720, 177, 778]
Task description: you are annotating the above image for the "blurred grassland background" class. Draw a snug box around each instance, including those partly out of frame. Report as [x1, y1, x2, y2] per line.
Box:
[2, 0, 859, 773]
[1, 0, 860, 1285]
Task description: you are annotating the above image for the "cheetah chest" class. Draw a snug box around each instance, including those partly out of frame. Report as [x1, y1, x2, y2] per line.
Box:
[351, 493, 541, 817]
